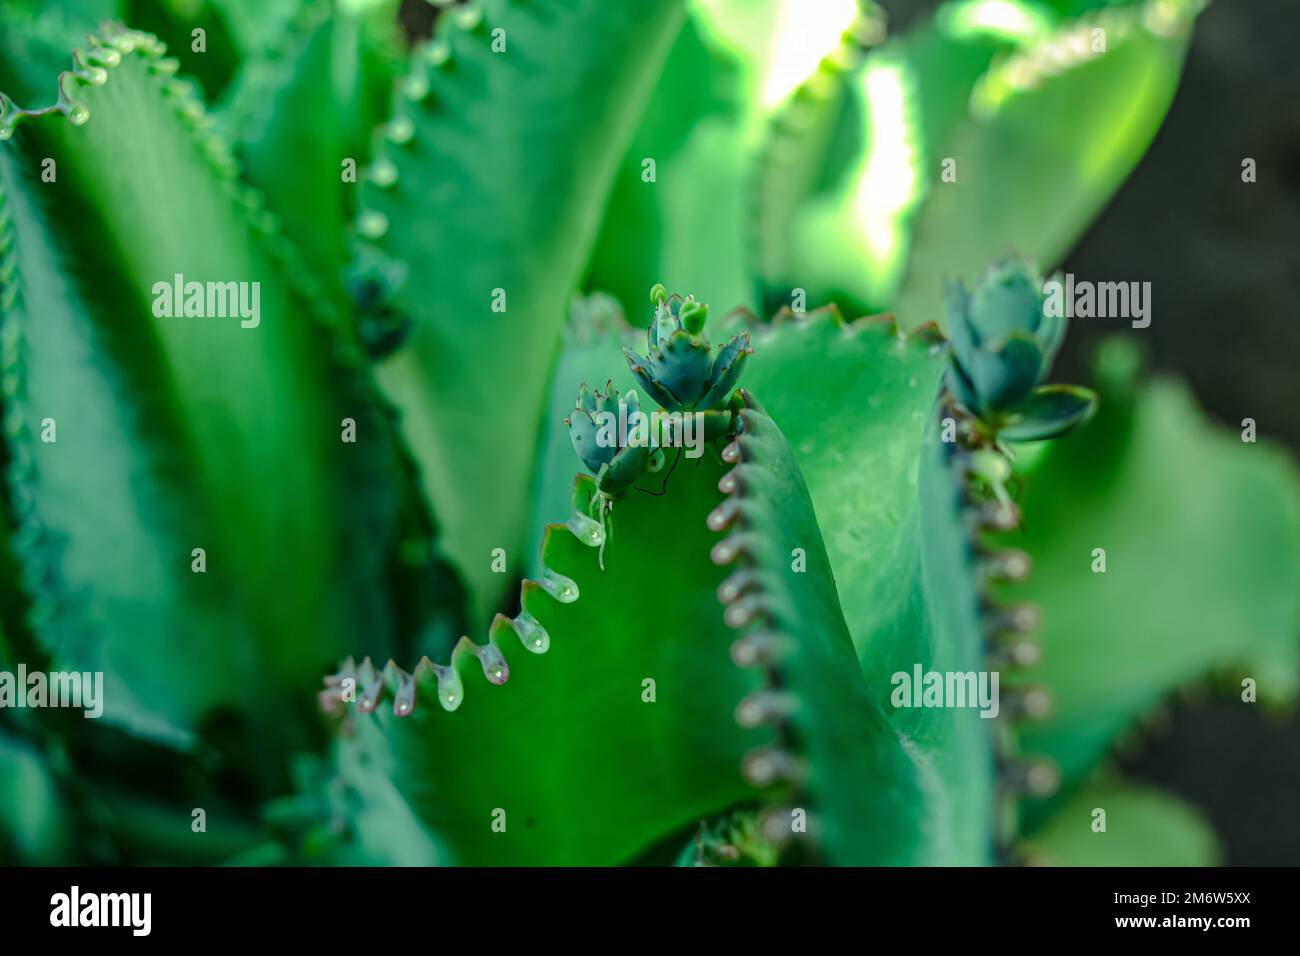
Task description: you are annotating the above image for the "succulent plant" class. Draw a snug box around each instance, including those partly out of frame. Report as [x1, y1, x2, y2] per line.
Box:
[565, 381, 650, 497]
[1, 0, 1295, 872]
[624, 284, 752, 413]
[945, 259, 1097, 442]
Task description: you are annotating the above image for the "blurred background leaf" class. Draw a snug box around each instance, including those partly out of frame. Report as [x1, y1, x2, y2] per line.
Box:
[1022, 773, 1221, 866]
[0, 31, 421, 759]
[0, 729, 71, 864]
[1004, 338, 1300, 807]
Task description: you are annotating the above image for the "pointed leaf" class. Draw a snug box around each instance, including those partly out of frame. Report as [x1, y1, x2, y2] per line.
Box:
[1004, 341, 1300, 792]
[0, 730, 70, 864]
[1000, 383, 1097, 441]
[220, 0, 402, 281]
[714, 395, 932, 864]
[897, 1, 1201, 330]
[533, 309, 998, 860]
[738, 314, 997, 862]
[355, 0, 687, 624]
[332, 468, 762, 865]
[767, 10, 1025, 314]
[1022, 775, 1220, 866]
[0, 28, 433, 745]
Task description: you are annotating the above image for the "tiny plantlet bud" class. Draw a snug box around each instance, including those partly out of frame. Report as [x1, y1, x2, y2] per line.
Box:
[41, 158, 56, 182]
[358, 210, 388, 239]
[971, 449, 1011, 492]
[403, 73, 430, 102]
[455, 4, 483, 30]
[1241, 418, 1256, 442]
[791, 287, 806, 312]
[641, 677, 656, 702]
[341, 157, 357, 183]
[1241, 158, 1256, 183]
[491, 808, 506, 833]
[1091, 547, 1106, 573]
[192, 28, 206, 54]
[40, 417, 56, 443]
[1241, 677, 1256, 703]
[680, 300, 707, 334]
[491, 27, 507, 52]
[941, 157, 957, 182]
[191, 548, 206, 573]
[192, 808, 206, 833]
[641, 157, 656, 183]
[491, 547, 506, 573]
[650, 283, 667, 306]
[1091, 807, 1106, 833]
[387, 116, 414, 145]
[791, 547, 806, 573]
[340, 417, 356, 443]
[491, 287, 507, 312]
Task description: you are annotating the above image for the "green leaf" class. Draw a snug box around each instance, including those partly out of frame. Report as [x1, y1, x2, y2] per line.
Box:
[585, 11, 754, 318]
[331, 469, 762, 865]
[538, 309, 944, 669]
[322, 735, 446, 866]
[762, 0, 1200, 326]
[220, 0, 402, 282]
[690, 0, 868, 113]
[220, 3, 346, 283]
[764, 7, 1022, 315]
[1038, 0, 1148, 15]
[530, 308, 998, 861]
[1005, 340, 1300, 791]
[738, 316, 998, 862]
[120, 0, 249, 100]
[737, 314, 937, 666]
[0, 1, 98, 106]
[355, 0, 687, 625]
[0, 729, 70, 864]
[1021, 775, 1220, 866]
[92, 786, 268, 865]
[201, 0, 302, 62]
[1000, 383, 1097, 441]
[23, 0, 117, 17]
[590, 0, 877, 319]
[916, 413, 1006, 859]
[715, 394, 933, 864]
[896, 0, 1201, 330]
[0, 28, 425, 748]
